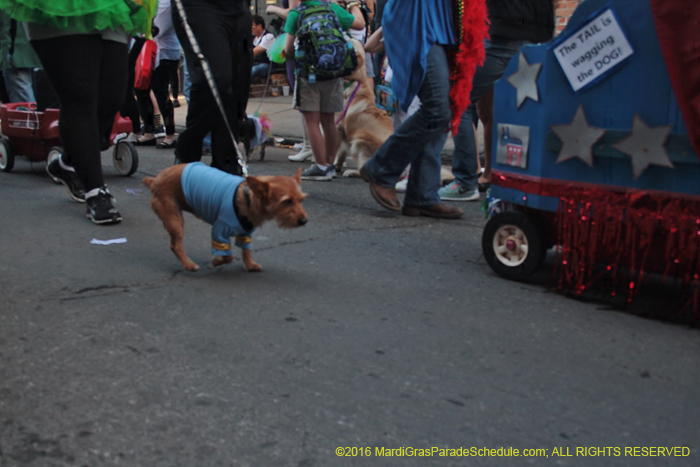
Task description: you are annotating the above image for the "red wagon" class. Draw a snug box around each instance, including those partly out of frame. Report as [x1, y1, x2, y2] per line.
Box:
[0, 102, 139, 176]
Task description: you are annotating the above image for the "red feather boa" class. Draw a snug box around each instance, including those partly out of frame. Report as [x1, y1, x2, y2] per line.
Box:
[448, 0, 490, 135]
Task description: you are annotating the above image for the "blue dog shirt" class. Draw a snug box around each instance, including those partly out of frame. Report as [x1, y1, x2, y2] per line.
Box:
[181, 162, 255, 256]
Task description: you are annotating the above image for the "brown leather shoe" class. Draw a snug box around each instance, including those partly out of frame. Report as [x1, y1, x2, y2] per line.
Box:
[360, 166, 400, 212]
[402, 203, 464, 219]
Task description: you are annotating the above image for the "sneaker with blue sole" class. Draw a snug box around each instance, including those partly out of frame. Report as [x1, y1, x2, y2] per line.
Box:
[438, 181, 480, 201]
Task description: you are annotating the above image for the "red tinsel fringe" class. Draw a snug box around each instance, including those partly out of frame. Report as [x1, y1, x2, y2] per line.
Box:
[493, 171, 700, 319]
[448, 0, 489, 135]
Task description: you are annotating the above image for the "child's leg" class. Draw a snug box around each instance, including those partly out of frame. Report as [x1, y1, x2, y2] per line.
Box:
[319, 112, 338, 167]
[302, 111, 327, 166]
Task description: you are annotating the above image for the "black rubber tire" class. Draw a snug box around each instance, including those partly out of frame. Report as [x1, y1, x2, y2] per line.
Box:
[482, 210, 545, 281]
[0, 138, 15, 172]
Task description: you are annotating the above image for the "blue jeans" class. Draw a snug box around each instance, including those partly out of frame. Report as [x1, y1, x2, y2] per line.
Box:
[251, 62, 270, 82]
[451, 38, 528, 189]
[364, 44, 452, 206]
[3, 67, 35, 103]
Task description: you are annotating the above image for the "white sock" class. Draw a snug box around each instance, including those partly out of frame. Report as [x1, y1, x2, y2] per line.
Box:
[317, 164, 328, 170]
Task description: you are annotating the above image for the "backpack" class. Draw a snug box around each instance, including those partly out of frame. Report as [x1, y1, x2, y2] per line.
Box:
[294, 1, 358, 82]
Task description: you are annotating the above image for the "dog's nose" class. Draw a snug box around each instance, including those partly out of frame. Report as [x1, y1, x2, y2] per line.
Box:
[298, 217, 307, 226]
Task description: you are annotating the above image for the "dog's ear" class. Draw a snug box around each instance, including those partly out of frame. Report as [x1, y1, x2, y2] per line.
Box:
[292, 167, 302, 185]
[246, 176, 270, 200]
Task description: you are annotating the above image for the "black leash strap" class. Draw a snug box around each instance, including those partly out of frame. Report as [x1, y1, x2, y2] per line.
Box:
[172, 0, 249, 177]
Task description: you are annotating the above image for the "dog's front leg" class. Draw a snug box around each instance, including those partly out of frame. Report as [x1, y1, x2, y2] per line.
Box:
[212, 255, 233, 267]
[241, 249, 261, 272]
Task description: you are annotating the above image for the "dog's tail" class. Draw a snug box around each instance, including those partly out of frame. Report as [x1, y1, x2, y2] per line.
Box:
[142, 177, 155, 191]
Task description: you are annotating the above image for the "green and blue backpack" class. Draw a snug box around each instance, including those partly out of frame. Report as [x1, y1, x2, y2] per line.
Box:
[294, 1, 359, 83]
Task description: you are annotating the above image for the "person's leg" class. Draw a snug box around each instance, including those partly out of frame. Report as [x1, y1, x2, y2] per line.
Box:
[317, 78, 342, 169]
[210, 8, 252, 173]
[251, 63, 270, 82]
[477, 87, 494, 185]
[151, 59, 178, 144]
[97, 39, 128, 143]
[121, 38, 144, 135]
[134, 87, 156, 138]
[31, 35, 103, 189]
[173, 1, 224, 164]
[88, 38, 127, 222]
[438, 104, 480, 200]
[210, 7, 252, 174]
[469, 38, 527, 185]
[32, 34, 126, 223]
[319, 112, 337, 167]
[170, 60, 180, 100]
[364, 44, 452, 204]
[3, 68, 35, 103]
[288, 112, 313, 161]
[173, 1, 251, 173]
[300, 111, 333, 181]
[302, 111, 325, 166]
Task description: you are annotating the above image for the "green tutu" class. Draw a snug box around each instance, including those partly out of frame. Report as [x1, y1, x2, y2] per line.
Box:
[0, 0, 157, 37]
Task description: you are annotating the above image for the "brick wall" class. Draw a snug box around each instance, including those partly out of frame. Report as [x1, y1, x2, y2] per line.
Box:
[555, 0, 584, 34]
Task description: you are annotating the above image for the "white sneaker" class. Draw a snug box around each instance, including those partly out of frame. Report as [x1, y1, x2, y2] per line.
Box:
[288, 146, 313, 162]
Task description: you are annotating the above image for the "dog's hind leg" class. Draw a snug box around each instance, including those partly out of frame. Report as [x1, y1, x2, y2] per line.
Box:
[152, 198, 200, 272]
[334, 126, 348, 172]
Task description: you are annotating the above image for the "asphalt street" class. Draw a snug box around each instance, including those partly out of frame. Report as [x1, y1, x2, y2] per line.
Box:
[0, 96, 698, 467]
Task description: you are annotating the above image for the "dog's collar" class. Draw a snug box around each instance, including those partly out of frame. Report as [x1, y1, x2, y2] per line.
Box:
[233, 183, 255, 232]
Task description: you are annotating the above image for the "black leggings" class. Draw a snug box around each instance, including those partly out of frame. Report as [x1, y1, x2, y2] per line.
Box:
[135, 59, 179, 136]
[121, 37, 145, 134]
[31, 35, 128, 191]
[173, 0, 252, 174]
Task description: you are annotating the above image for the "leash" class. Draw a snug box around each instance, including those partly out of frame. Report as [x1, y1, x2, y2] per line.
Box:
[172, 0, 249, 177]
[334, 81, 362, 125]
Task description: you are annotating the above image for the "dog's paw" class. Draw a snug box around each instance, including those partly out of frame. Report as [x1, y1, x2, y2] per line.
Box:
[343, 169, 361, 178]
[244, 262, 262, 272]
[184, 262, 200, 272]
[212, 255, 233, 267]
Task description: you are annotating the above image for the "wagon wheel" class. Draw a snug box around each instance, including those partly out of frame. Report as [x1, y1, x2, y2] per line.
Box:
[113, 141, 139, 176]
[482, 211, 546, 281]
[0, 138, 14, 172]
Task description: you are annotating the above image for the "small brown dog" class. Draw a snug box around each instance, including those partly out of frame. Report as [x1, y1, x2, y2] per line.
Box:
[143, 162, 307, 272]
[334, 40, 394, 177]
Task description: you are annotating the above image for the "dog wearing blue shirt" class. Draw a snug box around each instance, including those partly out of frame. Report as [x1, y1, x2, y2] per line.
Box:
[143, 163, 307, 272]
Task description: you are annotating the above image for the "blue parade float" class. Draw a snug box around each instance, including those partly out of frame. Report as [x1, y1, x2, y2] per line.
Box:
[482, 0, 700, 313]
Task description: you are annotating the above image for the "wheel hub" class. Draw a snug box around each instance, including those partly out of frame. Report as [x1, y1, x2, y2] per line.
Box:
[493, 224, 529, 267]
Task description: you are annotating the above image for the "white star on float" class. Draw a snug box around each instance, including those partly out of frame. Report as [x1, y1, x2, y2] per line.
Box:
[506, 52, 542, 108]
[550, 106, 606, 167]
[612, 115, 674, 179]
